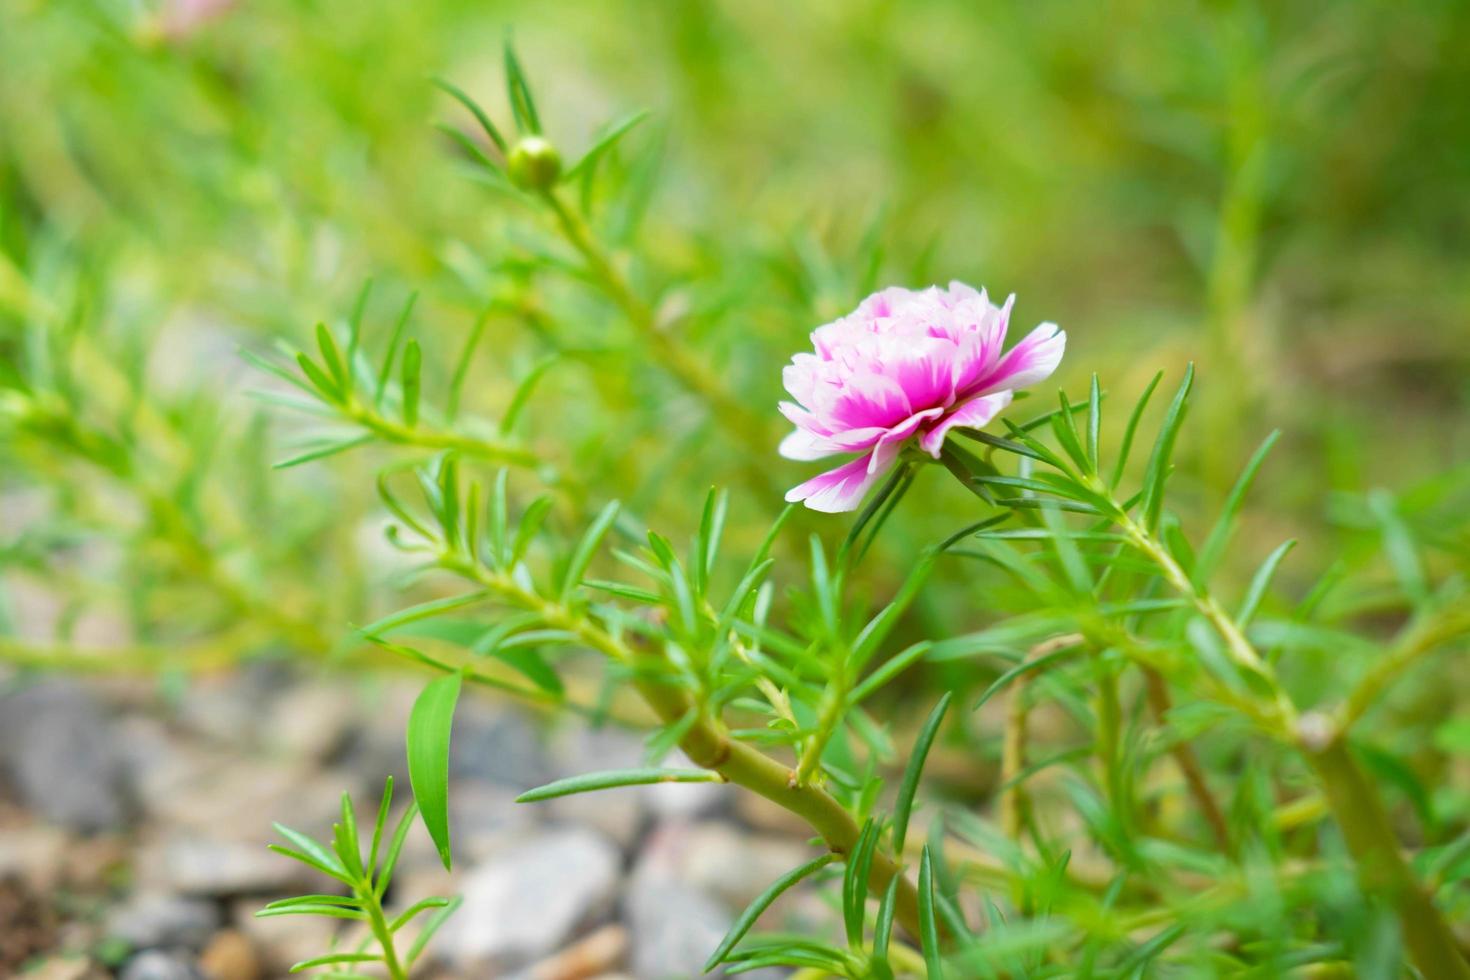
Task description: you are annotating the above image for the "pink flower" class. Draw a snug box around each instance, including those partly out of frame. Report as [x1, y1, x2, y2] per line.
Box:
[780, 282, 1065, 512]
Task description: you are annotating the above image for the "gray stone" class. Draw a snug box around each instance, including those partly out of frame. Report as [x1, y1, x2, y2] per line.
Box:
[625, 864, 731, 979]
[437, 827, 620, 970]
[118, 950, 205, 980]
[678, 822, 817, 909]
[449, 701, 548, 789]
[136, 836, 309, 897]
[105, 893, 221, 952]
[260, 681, 358, 762]
[0, 680, 132, 832]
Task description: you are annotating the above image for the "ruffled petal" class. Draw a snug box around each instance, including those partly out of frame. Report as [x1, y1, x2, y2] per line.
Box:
[813, 371, 914, 431]
[972, 322, 1066, 396]
[785, 440, 902, 513]
[917, 391, 1014, 458]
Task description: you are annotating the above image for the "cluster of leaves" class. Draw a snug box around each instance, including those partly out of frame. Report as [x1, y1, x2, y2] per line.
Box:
[259, 778, 460, 980]
[278, 355, 1470, 977]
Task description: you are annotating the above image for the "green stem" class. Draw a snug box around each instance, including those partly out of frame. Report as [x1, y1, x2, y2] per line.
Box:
[1298, 714, 1470, 980]
[348, 403, 540, 468]
[536, 190, 778, 476]
[1340, 606, 1470, 730]
[439, 557, 930, 942]
[362, 883, 409, 980]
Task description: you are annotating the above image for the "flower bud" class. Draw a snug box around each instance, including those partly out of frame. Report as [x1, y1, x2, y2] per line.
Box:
[507, 136, 562, 191]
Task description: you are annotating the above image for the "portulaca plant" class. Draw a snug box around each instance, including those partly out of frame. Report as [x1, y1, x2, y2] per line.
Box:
[232, 43, 1470, 980]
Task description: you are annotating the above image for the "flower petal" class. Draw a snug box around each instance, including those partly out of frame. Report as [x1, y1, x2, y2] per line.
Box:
[917, 391, 1014, 458]
[785, 440, 901, 513]
[974, 322, 1066, 396]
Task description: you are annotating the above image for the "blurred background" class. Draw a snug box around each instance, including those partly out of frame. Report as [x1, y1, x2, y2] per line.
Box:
[2, 0, 1468, 977]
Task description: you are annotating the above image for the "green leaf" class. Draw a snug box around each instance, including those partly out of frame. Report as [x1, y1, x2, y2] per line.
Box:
[272, 434, 374, 470]
[1111, 370, 1163, 487]
[1238, 539, 1296, 627]
[315, 322, 348, 391]
[919, 846, 944, 978]
[387, 897, 452, 932]
[1194, 429, 1280, 587]
[511, 494, 554, 567]
[848, 641, 933, 705]
[972, 646, 1080, 713]
[516, 768, 722, 802]
[432, 78, 508, 153]
[374, 801, 419, 900]
[447, 305, 491, 422]
[499, 354, 560, 436]
[375, 290, 418, 409]
[704, 854, 835, 971]
[503, 36, 541, 134]
[357, 591, 492, 640]
[273, 823, 346, 878]
[401, 338, 422, 428]
[366, 777, 393, 883]
[843, 819, 880, 948]
[290, 953, 380, 973]
[295, 351, 343, 403]
[559, 500, 621, 601]
[872, 873, 901, 964]
[407, 672, 462, 870]
[1139, 364, 1194, 531]
[892, 692, 953, 856]
[565, 108, 651, 180]
[1086, 373, 1102, 471]
[406, 894, 463, 965]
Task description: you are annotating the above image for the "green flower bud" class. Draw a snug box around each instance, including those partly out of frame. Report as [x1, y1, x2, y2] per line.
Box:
[507, 136, 562, 191]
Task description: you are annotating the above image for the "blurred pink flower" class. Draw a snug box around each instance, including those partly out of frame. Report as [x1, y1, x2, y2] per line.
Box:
[780, 282, 1065, 512]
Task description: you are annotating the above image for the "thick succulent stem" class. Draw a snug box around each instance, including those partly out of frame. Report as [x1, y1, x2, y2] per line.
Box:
[1298, 714, 1470, 980]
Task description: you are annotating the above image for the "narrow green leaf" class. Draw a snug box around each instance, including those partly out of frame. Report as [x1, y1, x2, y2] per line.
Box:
[388, 897, 452, 932]
[272, 434, 374, 470]
[843, 819, 880, 948]
[374, 802, 419, 900]
[273, 823, 344, 876]
[401, 339, 422, 428]
[1086, 373, 1102, 470]
[367, 776, 393, 883]
[265, 845, 351, 886]
[704, 854, 835, 971]
[316, 322, 348, 391]
[448, 304, 491, 421]
[407, 672, 462, 870]
[1139, 364, 1194, 531]
[357, 591, 491, 640]
[375, 290, 418, 409]
[290, 953, 380, 973]
[1194, 430, 1281, 586]
[559, 500, 621, 601]
[511, 495, 555, 567]
[972, 646, 1080, 713]
[564, 109, 651, 180]
[919, 846, 944, 978]
[503, 36, 541, 134]
[518, 768, 722, 803]
[892, 692, 953, 856]
[872, 873, 901, 963]
[296, 352, 343, 403]
[848, 641, 933, 705]
[406, 894, 463, 965]
[335, 792, 362, 877]
[432, 77, 508, 153]
[499, 354, 559, 436]
[1238, 539, 1297, 627]
[1111, 370, 1163, 488]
